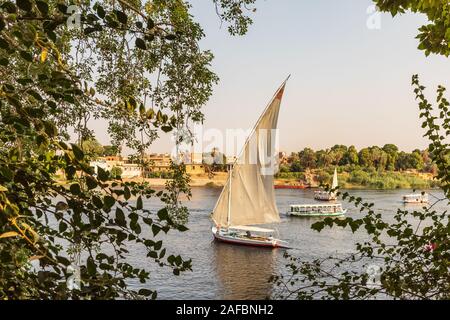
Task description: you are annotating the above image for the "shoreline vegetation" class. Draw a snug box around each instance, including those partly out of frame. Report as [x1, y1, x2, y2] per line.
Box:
[57, 143, 441, 190]
[68, 168, 437, 190]
[131, 144, 440, 190]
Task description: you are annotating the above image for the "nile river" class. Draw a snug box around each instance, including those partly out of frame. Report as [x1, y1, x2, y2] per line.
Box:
[125, 188, 447, 299]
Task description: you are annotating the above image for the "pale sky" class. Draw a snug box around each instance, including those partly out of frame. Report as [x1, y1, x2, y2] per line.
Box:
[92, 0, 450, 154]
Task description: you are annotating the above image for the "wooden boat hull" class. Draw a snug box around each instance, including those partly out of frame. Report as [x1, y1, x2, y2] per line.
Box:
[211, 227, 289, 249]
[403, 200, 429, 204]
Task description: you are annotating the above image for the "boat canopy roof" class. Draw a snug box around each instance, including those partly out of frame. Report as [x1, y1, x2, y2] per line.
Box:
[290, 203, 342, 208]
[229, 225, 275, 233]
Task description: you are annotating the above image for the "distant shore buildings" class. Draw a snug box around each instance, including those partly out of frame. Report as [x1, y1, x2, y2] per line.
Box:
[89, 152, 207, 178]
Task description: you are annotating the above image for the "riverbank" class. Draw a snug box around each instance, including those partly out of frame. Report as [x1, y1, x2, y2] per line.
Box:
[275, 169, 439, 189]
[121, 170, 439, 190]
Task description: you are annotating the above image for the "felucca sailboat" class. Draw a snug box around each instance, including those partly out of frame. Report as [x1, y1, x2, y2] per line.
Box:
[314, 168, 338, 201]
[211, 78, 290, 248]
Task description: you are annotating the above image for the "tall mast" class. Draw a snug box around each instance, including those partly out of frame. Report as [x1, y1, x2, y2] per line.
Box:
[227, 165, 232, 228]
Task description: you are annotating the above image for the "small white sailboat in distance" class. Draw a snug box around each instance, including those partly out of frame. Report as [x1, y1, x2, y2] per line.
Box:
[314, 168, 338, 201]
[211, 78, 290, 248]
[403, 193, 429, 204]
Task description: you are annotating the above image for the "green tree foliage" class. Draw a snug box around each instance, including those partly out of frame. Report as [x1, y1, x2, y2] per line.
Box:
[110, 166, 123, 179]
[383, 143, 399, 170]
[342, 145, 359, 166]
[286, 145, 431, 173]
[374, 0, 450, 56]
[102, 145, 120, 157]
[212, 0, 257, 35]
[298, 148, 316, 169]
[81, 138, 104, 160]
[0, 0, 254, 299]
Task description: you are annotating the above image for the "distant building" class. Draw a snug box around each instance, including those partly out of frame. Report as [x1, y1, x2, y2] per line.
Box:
[145, 153, 172, 175]
[190, 152, 203, 164]
[100, 156, 122, 162]
[90, 152, 206, 178]
[90, 158, 142, 178]
[120, 163, 142, 178]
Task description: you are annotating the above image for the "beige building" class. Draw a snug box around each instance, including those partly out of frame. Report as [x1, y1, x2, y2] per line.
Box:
[90, 152, 205, 178]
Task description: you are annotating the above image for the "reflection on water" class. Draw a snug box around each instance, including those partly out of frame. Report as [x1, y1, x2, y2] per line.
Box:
[130, 187, 447, 299]
[212, 242, 277, 300]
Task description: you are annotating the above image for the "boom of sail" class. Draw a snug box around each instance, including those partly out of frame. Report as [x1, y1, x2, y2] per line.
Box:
[211, 81, 287, 228]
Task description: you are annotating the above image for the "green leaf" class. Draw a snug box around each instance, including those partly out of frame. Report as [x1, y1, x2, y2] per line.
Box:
[311, 221, 325, 232]
[138, 289, 152, 297]
[124, 186, 131, 200]
[0, 166, 13, 181]
[59, 221, 68, 233]
[154, 240, 162, 250]
[35, 1, 49, 14]
[144, 34, 155, 42]
[71, 144, 84, 161]
[96, 5, 105, 18]
[85, 176, 97, 190]
[0, 38, 9, 50]
[147, 18, 155, 29]
[86, 257, 96, 275]
[114, 10, 128, 24]
[104, 195, 115, 208]
[115, 208, 126, 227]
[69, 183, 81, 195]
[55, 201, 68, 211]
[16, 0, 32, 12]
[57, 256, 71, 266]
[152, 224, 160, 236]
[56, 3, 67, 14]
[92, 195, 103, 209]
[136, 196, 143, 210]
[19, 51, 33, 62]
[84, 27, 98, 35]
[157, 208, 168, 220]
[97, 167, 109, 181]
[135, 38, 147, 50]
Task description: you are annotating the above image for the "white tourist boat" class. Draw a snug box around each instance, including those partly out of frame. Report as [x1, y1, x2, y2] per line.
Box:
[210, 78, 290, 249]
[314, 168, 338, 201]
[287, 203, 347, 217]
[403, 193, 429, 204]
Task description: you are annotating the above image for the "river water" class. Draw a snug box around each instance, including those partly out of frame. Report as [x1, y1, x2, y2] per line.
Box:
[125, 188, 447, 299]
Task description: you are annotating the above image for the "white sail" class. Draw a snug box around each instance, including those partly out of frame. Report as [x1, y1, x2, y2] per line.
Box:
[332, 168, 338, 189]
[211, 81, 287, 227]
